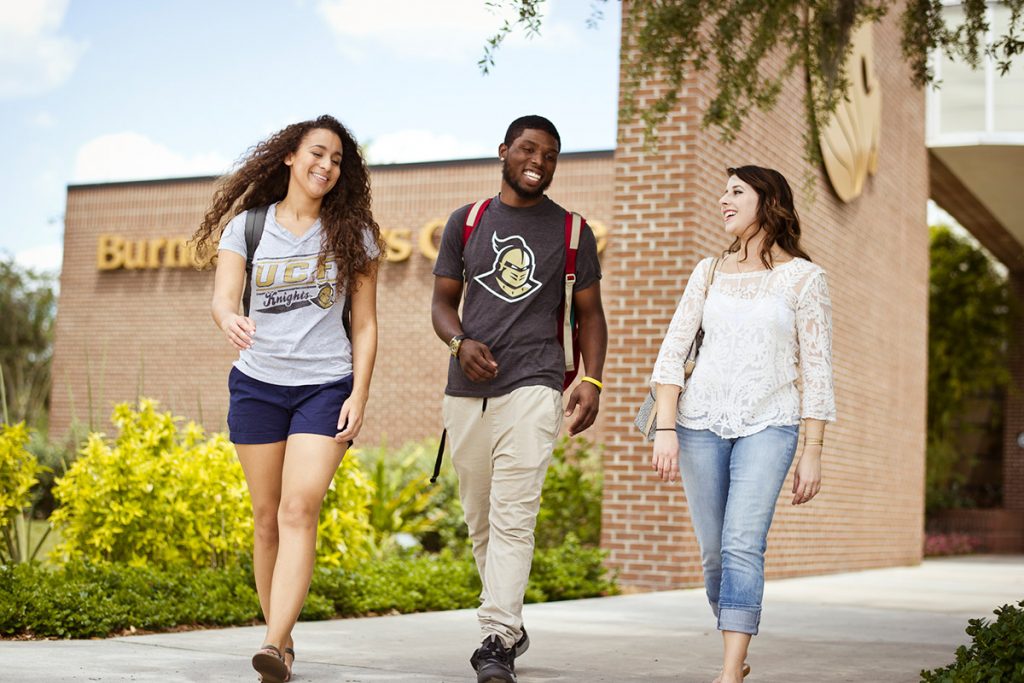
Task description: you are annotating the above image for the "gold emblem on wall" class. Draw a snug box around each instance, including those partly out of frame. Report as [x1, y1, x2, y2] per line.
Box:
[819, 23, 882, 203]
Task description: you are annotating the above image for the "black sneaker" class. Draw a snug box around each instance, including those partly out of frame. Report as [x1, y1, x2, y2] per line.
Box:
[470, 634, 516, 683]
[515, 626, 529, 658]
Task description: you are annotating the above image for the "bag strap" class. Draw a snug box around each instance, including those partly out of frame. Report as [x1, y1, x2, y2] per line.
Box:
[432, 199, 493, 484]
[243, 206, 269, 317]
[431, 428, 447, 484]
[561, 212, 583, 371]
[462, 198, 492, 246]
[705, 256, 720, 293]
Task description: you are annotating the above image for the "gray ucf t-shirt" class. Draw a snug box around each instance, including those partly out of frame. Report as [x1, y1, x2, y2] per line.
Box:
[218, 204, 378, 386]
[433, 195, 601, 398]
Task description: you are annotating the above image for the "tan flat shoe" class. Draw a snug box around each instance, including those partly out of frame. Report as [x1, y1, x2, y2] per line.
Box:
[712, 662, 751, 683]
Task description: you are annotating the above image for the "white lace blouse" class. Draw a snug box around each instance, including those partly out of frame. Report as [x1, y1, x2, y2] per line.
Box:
[651, 256, 836, 438]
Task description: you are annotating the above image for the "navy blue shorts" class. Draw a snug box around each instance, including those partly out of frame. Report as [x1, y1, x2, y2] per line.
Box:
[227, 367, 354, 444]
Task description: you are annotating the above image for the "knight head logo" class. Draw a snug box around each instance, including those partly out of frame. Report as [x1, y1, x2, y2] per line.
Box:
[474, 233, 542, 303]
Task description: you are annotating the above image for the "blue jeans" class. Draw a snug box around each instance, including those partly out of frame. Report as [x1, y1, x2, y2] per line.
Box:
[676, 424, 799, 635]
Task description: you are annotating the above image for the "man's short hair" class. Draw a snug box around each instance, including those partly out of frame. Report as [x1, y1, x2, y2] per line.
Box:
[504, 115, 561, 150]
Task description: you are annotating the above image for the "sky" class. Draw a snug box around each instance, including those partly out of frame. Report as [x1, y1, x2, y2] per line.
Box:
[0, 0, 622, 274]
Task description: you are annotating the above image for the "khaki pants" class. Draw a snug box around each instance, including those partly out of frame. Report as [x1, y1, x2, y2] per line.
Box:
[442, 385, 563, 649]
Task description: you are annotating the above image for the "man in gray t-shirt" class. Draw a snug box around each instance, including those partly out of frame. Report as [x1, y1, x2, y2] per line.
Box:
[431, 116, 607, 683]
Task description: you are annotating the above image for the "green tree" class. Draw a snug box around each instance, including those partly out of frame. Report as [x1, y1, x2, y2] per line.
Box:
[482, 1, 1023, 163]
[0, 258, 56, 429]
[927, 226, 1012, 511]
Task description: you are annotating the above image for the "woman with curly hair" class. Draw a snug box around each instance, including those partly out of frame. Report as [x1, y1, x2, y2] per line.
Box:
[648, 166, 835, 682]
[193, 114, 382, 683]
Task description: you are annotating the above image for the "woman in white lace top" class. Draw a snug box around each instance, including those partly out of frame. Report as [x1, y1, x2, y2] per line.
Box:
[649, 166, 835, 683]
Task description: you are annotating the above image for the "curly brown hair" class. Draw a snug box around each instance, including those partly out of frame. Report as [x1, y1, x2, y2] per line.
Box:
[724, 165, 811, 268]
[192, 114, 382, 293]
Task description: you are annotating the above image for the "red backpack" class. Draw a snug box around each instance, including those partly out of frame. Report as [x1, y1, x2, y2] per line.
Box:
[461, 197, 583, 390]
[431, 199, 585, 483]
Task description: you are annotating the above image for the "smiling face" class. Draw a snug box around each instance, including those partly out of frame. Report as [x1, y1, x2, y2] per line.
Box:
[499, 128, 559, 205]
[719, 174, 761, 239]
[284, 128, 343, 200]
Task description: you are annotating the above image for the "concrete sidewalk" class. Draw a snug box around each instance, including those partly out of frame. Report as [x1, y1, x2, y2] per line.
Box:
[2, 555, 1021, 682]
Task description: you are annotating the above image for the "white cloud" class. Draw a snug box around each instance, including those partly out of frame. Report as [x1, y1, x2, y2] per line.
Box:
[315, 0, 575, 60]
[72, 132, 231, 183]
[0, 0, 86, 99]
[365, 130, 492, 164]
[15, 242, 63, 274]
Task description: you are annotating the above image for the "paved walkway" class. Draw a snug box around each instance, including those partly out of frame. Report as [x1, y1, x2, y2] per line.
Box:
[2, 555, 1022, 682]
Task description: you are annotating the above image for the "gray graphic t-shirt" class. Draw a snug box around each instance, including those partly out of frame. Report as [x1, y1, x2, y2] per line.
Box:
[219, 204, 376, 386]
[433, 195, 601, 398]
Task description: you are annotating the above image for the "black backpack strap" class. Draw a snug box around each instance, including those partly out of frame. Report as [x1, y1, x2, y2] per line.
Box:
[342, 293, 352, 339]
[242, 206, 268, 316]
[430, 429, 447, 484]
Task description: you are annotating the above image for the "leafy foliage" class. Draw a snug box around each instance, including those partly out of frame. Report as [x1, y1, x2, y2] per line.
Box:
[527, 533, 617, 602]
[0, 258, 56, 429]
[0, 422, 50, 563]
[48, 400, 375, 569]
[482, 1, 1023, 165]
[536, 437, 603, 548]
[921, 600, 1024, 682]
[316, 447, 375, 569]
[0, 561, 259, 639]
[359, 440, 451, 554]
[48, 400, 253, 568]
[927, 226, 1012, 512]
[0, 538, 616, 638]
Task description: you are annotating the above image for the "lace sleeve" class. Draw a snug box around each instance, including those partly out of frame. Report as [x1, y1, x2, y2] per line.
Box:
[796, 270, 836, 421]
[651, 258, 712, 390]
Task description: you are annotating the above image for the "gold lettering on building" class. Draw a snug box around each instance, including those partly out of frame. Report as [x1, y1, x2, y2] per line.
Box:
[97, 235, 201, 270]
[97, 235, 126, 270]
[381, 228, 413, 262]
[418, 220, 445, 261]
[97, 221, 611, 271]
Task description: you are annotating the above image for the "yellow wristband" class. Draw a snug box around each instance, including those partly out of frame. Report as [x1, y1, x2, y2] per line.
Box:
[580, 376, 603, 392]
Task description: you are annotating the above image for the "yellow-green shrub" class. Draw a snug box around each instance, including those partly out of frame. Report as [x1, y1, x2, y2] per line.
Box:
[317, 449, 374, 569]
[49, 400, 375, 570]
[0, 422, 49, 562]
[50, 401, 252, 568]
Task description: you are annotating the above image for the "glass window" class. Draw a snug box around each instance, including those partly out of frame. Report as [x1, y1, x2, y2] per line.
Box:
[992, 4, 1024, 133]
[938, 5, 987, 134]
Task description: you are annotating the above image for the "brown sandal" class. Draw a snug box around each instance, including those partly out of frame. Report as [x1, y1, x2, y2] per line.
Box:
[283, 646, 295, 682]
[252, 644, 289, 683]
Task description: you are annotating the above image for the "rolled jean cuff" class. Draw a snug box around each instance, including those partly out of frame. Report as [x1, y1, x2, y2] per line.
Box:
[717, 606, 760, 635]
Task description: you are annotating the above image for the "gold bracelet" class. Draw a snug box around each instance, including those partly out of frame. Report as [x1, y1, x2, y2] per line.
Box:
[580, 376, 603, 392]
[805, 439, 824, 446]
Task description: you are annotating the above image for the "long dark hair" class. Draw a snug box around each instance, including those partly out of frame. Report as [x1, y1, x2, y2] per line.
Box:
[192, 114, 383, 293]
[724, 165, 811, 268]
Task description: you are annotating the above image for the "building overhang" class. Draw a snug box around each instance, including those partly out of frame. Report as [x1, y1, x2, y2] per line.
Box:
[928, 141, 1024, 272]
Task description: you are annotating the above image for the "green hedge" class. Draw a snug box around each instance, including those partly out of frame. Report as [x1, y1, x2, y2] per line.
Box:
[0, 561, 258, 639]
[1, 536, 617, 638]
[920, 600, 1024, 682]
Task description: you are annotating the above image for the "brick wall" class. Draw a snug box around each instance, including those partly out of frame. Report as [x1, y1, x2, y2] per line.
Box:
[598, 4, 929, 589]
[49, 152, 616, 445]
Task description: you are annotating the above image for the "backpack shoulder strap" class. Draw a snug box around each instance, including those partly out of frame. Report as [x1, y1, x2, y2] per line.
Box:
[242, 206, 269, 317]
[560, 211, 584, 372]
[462, 198, 492, 246]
